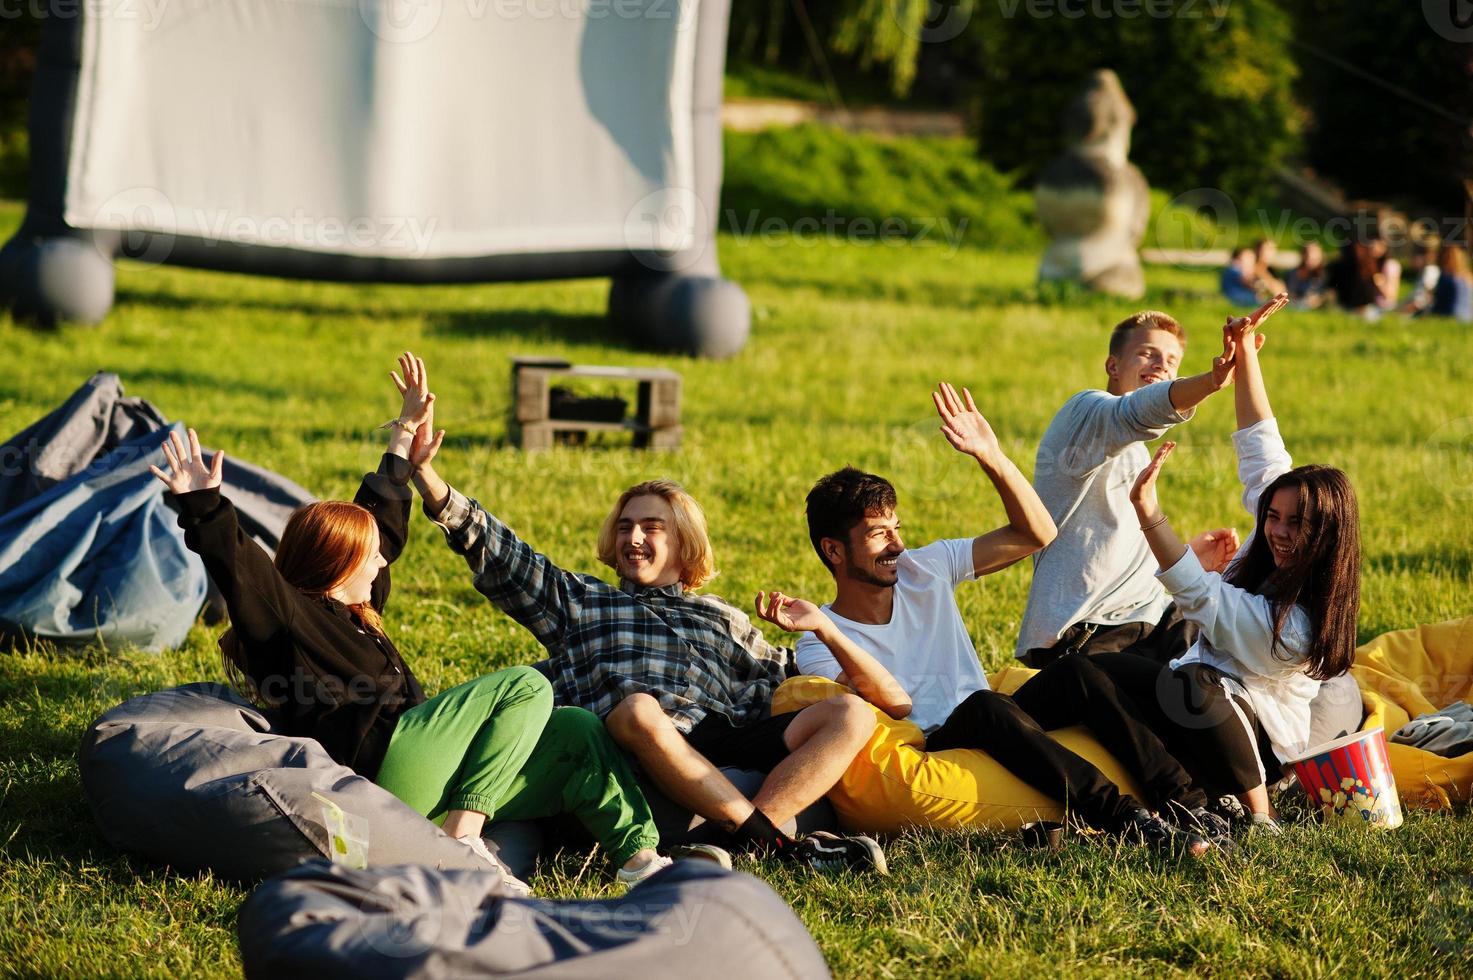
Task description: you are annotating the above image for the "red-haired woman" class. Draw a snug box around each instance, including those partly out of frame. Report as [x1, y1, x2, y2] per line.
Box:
[149, 355, 669, 889]
[1093, 303, 1361, 829]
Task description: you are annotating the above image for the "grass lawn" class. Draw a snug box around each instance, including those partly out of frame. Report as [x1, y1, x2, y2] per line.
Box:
[2, 196, 1472, 977]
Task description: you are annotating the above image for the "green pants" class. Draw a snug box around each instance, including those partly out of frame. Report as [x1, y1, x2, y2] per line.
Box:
[375, 665, 660, 866]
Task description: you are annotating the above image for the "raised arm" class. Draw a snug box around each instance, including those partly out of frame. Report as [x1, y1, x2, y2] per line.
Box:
[151, 427, 301, 644]
[1166, 321, 1241, 413]
[1228, 295, 1284, 431]
[1226, 296, 1294, 515]
[932, 383, 1055, 576]
[389, 353, 585, 652]
[756, 591, 911, 719]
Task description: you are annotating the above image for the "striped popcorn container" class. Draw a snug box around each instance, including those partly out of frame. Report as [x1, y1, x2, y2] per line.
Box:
[1288, 727, 1403, 829]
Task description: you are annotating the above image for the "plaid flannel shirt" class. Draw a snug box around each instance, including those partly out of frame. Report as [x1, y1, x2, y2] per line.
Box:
[430, 487, 796, 732]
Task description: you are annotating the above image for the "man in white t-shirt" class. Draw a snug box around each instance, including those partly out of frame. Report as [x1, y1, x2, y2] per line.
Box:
[762, 384, 1227, 851]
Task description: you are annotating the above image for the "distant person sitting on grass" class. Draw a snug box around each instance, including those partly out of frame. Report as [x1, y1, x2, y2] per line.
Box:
[148, 354, 670, 892]
[753, 384, 1227, 855]
[1015, 309, 1243, 670]
[1425, 243, 1473, 323]
[1328, 240, 1382, 319]
[1397, 240, 1440, 316]
[1285, 241, 1328, 310]
[403, 358, 888, 875]
[1090, 298, 1362, 830]
[1252, 239, 1288, 297]
[1221, 247, 1261, 307]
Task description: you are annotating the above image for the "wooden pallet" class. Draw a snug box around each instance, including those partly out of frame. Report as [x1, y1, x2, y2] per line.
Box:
[510, 356, 682, 451]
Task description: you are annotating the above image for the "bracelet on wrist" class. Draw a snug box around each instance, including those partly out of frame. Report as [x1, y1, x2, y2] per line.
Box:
[1139, 513, 1169, 532]
[378, 417, 417, 435]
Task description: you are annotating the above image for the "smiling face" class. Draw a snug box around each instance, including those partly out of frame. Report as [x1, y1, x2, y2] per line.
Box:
[1262, 485, 1306, 568]
[826, 510, 905, 589]
[1106, 326, 1184, 395]
[328, 524, 386, 606]
[615, 494, 684, 588]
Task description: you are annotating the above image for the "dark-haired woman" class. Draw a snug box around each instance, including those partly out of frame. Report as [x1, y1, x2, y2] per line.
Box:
[1094, 306, 1360, 828]
[149, 354, 668, 888]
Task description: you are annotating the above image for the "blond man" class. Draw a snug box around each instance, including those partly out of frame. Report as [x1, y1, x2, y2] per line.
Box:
[412, 458, 889, 875]
[1018, 310, 1243, 667]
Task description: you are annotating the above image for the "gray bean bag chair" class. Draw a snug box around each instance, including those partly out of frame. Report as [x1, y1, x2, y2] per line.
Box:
[79, 683, 495, 882]
[80, 682, 838, 884]
[0, 425, 207, 651]
[238, 860, 831, 979]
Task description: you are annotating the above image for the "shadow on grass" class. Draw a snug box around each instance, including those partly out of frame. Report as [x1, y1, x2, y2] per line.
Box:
[425, 308, 641, 353]
[749, 271, 1218, 316]
[115, 283, 640, 353]
[1368, 549, 1473, 580]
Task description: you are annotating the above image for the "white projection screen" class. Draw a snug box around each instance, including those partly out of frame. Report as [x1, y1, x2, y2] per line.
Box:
[66, 0, 699, 258]
[2, 0, 750, 355]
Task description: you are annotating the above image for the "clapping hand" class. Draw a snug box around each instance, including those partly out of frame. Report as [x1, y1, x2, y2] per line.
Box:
[1189, 527, 1241, 573]
[755, 591, 827, 634]
[933, 382, 1001, 465]
[148, 428, 224, 494]
[390, 351, 435, 430]
[389, 350, 445, 470]
[1129, 440, 1175, 522]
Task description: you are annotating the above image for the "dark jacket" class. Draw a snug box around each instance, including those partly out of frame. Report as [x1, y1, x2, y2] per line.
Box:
[175, 453, 426, 778]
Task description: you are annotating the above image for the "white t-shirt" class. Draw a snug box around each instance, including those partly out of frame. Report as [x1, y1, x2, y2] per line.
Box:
[794, 538, 990, 733]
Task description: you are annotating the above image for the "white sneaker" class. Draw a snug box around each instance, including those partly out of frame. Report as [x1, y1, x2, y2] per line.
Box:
[1249, 813, 1285, 835]
[616, 853, 673, 888]
[457, 833, 534, 897]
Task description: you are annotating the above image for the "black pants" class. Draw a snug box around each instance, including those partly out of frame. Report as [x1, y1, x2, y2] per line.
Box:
[1091, 653, 1275, 798]
[926, 656, 1207, 831]
[1022, 602, 1198, 669]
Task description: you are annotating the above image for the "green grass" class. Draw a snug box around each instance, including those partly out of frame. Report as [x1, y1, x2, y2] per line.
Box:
[2, 194, 1473, 978]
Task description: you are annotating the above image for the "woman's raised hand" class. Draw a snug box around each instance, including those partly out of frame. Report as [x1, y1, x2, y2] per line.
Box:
[148, 428, 224, 494]
[1129, 440, 1175, 522]
[390, 351, 435, 428]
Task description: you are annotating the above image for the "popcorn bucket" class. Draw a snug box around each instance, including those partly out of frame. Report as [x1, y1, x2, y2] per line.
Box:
[1287, 727, 1403, 829]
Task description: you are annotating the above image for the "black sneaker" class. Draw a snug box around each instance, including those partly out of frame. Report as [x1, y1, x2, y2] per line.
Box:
[1167, 802, 1237, 854]
[787, 831, 889, 875]
[1210, 794, 1249, 825]
[1119, 809, 1211, 859]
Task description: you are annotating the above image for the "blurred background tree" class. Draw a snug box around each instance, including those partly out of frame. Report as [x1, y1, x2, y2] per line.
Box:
[1292, 0, 1473, 216]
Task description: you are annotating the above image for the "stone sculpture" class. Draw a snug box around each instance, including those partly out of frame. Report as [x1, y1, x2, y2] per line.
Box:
[1035, 69, 1150, 298]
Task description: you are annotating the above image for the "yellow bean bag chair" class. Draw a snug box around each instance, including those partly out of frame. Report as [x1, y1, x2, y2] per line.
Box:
[771, 669, 1145, 834]
[1352, 615, 1473, 809]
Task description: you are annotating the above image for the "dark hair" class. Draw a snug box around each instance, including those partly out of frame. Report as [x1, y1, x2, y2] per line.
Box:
[1223, 465, 1361, 681]
[1108, 310, 1185, 357]
[806, 467, 897, 576]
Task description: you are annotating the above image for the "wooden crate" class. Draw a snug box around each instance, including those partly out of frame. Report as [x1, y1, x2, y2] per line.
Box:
[509, 356, 682, 451]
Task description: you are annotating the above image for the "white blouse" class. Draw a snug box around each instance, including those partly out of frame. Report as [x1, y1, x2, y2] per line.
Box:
[1163, 417, 1319, 764]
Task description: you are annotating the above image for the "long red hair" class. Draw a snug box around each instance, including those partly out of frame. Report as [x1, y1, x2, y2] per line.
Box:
[273, 501, 383, 633]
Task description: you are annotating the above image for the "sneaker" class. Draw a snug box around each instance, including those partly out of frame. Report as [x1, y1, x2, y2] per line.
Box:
[1167, 803, 1237, 854]
[616, 853, 674, 888]
[1210, 794, 1250, 825]
[1249, 812, 1285, 835]
[670, 843, 734, 870]
[457, 834, 534, 897]
[1118, 809, 1211, 859]
[787, 831, 889, 876]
